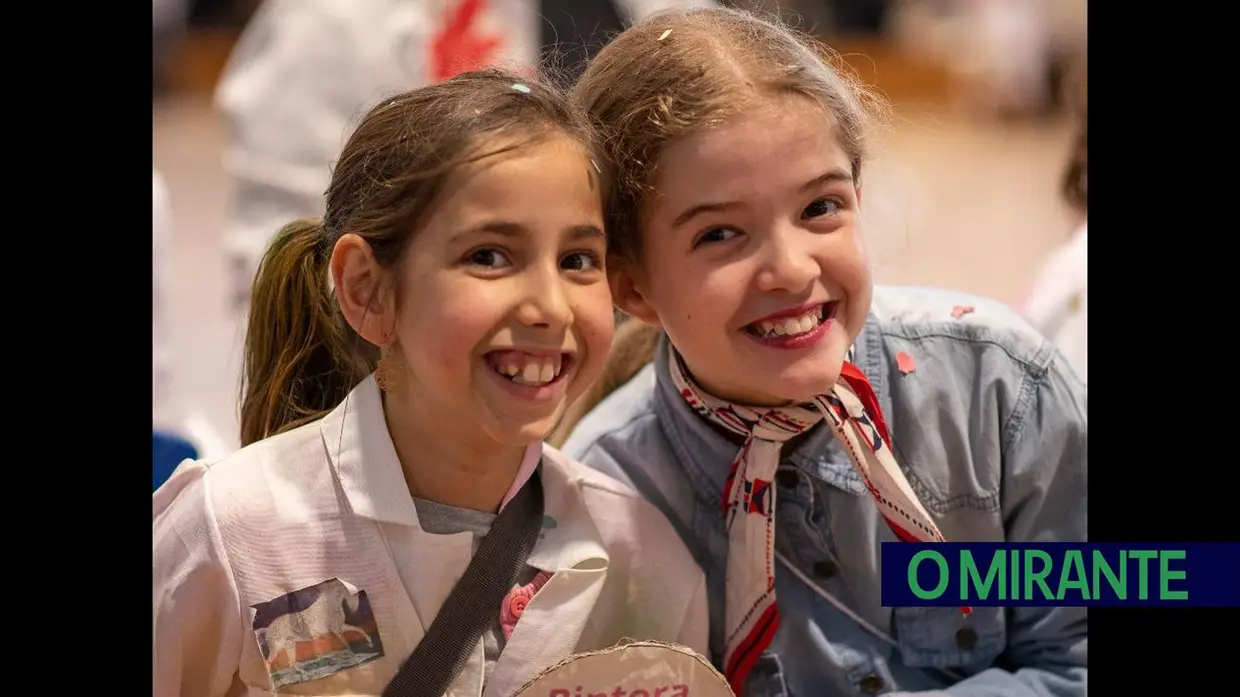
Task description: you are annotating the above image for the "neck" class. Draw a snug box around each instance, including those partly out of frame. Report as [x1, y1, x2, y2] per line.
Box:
[382, 391, 525, 514]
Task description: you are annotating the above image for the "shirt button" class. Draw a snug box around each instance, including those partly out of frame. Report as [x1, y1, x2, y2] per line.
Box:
[859, 674, 884, 693]
[813, 560, 838, 579]
[955, 627, 978, 650]
[775, 469, 800, 489]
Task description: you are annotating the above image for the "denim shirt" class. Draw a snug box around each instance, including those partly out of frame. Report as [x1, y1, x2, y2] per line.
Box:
[562, 286, 1088, 697]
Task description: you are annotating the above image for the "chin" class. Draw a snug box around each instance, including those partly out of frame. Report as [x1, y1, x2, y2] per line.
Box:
[774, 374, 836, 403]
[485, 412, 564, 447]
[766, 357, 846, 402]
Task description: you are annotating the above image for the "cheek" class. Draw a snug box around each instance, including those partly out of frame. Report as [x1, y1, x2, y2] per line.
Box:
[647, 256, 735, 329]
[572, 284, 617, 366]
[823, 234, 873, 327]
[826, 227, 870, 277]
[397, 281, 499, 371]
[646, 268, 737, 366]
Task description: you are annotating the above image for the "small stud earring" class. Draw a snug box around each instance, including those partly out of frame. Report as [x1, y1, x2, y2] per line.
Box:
[375, 342, 403, 393]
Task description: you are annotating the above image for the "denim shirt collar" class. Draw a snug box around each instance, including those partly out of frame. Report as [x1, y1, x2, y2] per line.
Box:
[652, 313, 890, 509]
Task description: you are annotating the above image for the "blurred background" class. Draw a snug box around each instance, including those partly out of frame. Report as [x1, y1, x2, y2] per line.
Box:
[152, 0, 1088, 461]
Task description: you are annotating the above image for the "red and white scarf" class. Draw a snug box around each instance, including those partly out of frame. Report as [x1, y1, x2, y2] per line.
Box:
[667, 351, 966, 694]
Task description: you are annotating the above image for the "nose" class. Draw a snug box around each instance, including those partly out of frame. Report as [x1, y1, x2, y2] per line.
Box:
[754, 225, 818, 294]
[515, 262, 573, 329]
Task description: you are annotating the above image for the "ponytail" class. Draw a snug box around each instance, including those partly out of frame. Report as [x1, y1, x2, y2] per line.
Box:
[239, 220, 372, 447]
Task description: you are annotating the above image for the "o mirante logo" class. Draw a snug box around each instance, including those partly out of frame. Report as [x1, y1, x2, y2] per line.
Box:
[880, 543, 1240, 607]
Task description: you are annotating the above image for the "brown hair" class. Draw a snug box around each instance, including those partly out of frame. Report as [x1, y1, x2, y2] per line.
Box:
[550, 7, 885, 439]
[570, 6, 885, 263]
[240, 69, 602, 447]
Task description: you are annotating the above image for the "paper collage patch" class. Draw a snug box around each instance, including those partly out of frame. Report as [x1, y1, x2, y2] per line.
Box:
[251, 577, 385, 689]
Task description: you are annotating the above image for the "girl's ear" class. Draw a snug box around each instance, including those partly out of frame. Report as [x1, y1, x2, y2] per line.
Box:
[331, 233, 395, 346]
[608, 257, 662, 329]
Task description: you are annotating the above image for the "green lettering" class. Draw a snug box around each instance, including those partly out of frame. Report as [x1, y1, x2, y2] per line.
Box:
[962, 550, 1005, 601]
[1092, 550, 1126, 600]
[1159, 550, 1188, 600]
[1129, 550, 1157, 599]
[1056, 550, 1090, 601]
[909, 550, 949, 600]
[1010, 549, 1019, 600]
[1023, 550, 1054, 600]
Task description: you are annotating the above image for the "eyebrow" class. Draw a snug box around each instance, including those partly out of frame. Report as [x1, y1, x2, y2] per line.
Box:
[670, 168, 855, 230]
[459, 220, 606, 241]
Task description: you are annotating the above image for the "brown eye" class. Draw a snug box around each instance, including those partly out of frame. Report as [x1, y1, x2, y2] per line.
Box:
[561, 251, 602, 272]
[694, 227, 740, 248]
[803, 198, 841, 219]
[467, 248, 511, 268]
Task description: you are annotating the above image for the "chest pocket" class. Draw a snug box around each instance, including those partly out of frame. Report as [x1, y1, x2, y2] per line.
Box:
[893, 606, 1006, 671]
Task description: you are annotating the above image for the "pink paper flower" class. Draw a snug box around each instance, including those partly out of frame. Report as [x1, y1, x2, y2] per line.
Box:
[500, 570, 553, 639]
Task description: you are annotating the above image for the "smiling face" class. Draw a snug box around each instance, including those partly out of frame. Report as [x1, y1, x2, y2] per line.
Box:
[613, 96, 873, 406]
[332, 132, 615, 451]
[395, 134, 615, 444]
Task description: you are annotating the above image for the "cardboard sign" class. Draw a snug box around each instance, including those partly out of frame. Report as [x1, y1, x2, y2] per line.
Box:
[512, 641, 734, 697]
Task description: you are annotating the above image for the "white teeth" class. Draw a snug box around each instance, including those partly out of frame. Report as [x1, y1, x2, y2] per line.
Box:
[497, 356, 565, 386]
[752, 309, 822, 338]
[522, 363, 541, 383]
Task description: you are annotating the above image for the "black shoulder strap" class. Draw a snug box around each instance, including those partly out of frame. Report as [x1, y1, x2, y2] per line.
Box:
[383, 467, 546, 697]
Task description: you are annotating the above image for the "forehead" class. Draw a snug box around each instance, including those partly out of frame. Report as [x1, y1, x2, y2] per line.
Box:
[652, 97, 849, 200]
[433, 134, 602, 219]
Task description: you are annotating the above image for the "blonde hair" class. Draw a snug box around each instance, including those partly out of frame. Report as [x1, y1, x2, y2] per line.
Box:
[570, 6, 886, 263]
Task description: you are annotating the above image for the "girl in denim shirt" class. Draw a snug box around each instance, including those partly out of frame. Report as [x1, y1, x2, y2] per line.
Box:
[555, 7, 1087, 697]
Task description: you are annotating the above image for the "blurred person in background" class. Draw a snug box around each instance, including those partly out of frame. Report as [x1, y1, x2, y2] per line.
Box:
[153, 0, 187, 416]
[153, 0, 183, 416]
[215, 0, 716, 312]
[153, 171, 178, 435]
[153, 171, 201, 490]
[154, 0, 234, 482]
[889, 0, 1085, 118]
[1019, 62, 1086, 382]
[155, 0, 199, 489]
[153, 0, 188, 94]
[154, 169, 232, 487]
